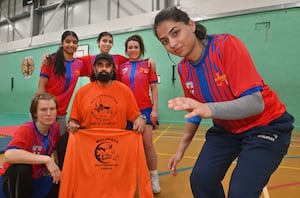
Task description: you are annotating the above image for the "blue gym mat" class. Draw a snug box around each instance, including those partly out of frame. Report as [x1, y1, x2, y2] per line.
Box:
[0, 136, 12, 154]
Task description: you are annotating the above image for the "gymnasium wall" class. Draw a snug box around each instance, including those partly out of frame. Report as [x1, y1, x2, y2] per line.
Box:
[0, 7, 299, 128]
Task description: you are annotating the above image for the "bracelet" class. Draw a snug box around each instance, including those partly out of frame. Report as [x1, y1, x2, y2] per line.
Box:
[139, 114, 146, 121]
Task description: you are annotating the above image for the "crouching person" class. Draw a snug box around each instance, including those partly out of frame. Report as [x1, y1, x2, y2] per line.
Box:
[0, 93, 61, 198]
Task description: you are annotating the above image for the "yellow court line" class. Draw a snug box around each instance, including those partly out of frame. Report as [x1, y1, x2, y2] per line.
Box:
[157, 153, 173, 157]
[155, 124, 300, 172]
[153, 124, 174, 144]
[158, 152, 197, 160]
[278, 165, 300, 171]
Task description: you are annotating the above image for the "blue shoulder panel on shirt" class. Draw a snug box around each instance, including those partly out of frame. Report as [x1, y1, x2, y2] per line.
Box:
[240, 86, 263, 97]
[187, 116, 202, 124]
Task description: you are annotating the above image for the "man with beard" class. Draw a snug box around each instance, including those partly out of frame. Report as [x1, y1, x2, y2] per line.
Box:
[55, 54, 152, 198]
[55, 53, 146, 171]
[67, 52, 146, 131]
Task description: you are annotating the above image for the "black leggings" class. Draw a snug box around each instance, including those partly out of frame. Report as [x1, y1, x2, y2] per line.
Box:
[56, 132, 69, 170]
[2, 164, 59, 198]
[2, 164, 32, 198]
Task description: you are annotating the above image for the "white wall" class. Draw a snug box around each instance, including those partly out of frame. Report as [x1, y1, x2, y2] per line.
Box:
[0, 0, 299, 54]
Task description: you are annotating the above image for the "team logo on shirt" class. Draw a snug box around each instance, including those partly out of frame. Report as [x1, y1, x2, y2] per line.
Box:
[214, 72, 228, 86]
[121, 68, 128, 74]
[185, 81, 194, 95]
[91, 94, 118, 126]
[32, 145, 42, 154]
[139, 67, 149, 74]
[75, 70, 80, 76]
[95, 137, 119, 170]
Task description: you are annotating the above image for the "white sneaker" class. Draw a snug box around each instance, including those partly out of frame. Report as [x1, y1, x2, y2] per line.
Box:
[151, 174, 161, 194]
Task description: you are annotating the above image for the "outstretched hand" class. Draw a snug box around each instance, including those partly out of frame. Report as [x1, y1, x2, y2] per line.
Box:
[168, 97, 212, 119]
[168, 151, 184, 176]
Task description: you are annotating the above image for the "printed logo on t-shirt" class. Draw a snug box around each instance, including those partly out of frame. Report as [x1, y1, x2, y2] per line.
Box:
[214, 72, 228, 86]
[139, 67, 149, 74]
[90, 94, 118, 126]
[186, 81, 194, 95]
[95, 137, 119, 170]
[121, 67, 128, 74]
[75, 70, 80, 76]
[32, 145, 42, 154]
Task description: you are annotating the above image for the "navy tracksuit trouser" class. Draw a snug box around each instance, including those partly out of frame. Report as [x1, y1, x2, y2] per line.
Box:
[190, 112, 294, 198]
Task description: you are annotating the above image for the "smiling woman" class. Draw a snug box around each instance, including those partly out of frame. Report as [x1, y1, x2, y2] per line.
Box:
[36, 30, 91, 136]
[118, 34, 161, 193]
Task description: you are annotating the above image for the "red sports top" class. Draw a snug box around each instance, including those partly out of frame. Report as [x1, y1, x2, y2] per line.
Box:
[0, 121, 60, 178]
[40, 58, 90, 116]
[178, 34, 286, 133]
[118, 59, 158, 110]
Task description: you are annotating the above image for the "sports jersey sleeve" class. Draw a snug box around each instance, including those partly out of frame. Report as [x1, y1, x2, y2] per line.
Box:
[40, 63, 52, 79]
[78, 55, 92, 67]
[221, 35, 263, 97]
[6, 125, 33, 151]
[40, 55, 57, 79]
[149, 64, 158, 84]
[112, 54, 128, 80]
[77, 55, 93, 77]
[112, 54, 128, 65]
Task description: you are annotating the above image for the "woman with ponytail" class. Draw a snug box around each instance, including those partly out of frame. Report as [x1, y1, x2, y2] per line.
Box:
[36, 30, 90, 136]
[154, 6, 294, 198]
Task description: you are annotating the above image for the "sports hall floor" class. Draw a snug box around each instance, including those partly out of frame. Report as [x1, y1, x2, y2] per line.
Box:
[0, 120, 299, 198]
[151, 124, 300, 198]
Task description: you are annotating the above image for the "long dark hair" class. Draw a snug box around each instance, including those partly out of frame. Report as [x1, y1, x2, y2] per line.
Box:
[97, 31, 113, 43]
[48, 30, 79, 77]
[154, 6, 207, 40]
[125, 34, 145, 58]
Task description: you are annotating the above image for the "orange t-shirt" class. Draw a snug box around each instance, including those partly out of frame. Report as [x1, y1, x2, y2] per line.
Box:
[70, 81, 140, 129]
[59, 129, 153, 198]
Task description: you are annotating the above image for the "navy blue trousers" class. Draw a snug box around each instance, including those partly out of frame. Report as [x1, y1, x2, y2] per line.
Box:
[190, 112, 294, 198]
